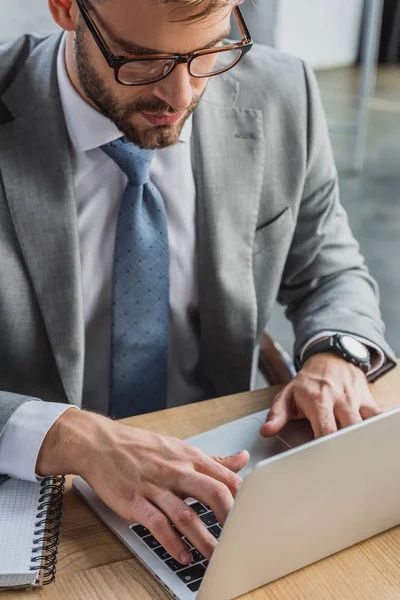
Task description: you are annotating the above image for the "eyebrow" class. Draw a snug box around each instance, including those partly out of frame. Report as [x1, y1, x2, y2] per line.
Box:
[113, 29, 232, 57]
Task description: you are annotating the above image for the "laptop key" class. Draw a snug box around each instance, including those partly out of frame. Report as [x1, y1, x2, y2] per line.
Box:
[189, 502, 208, 516]
[143, 535, 161, 550]
[208, 525, 222, 539]
[165, 558, 187, 572]
[190, 549, 205, 564]
[154, 546, 171, 561]
[202, 560, 209, 568]
[177, 563, 207, 584]
[131, 524, 151, 538]
[200, 512, 218, 527]
[187, 579, 203, 592]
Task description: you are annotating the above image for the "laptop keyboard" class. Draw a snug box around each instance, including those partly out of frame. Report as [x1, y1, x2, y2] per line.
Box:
[131, 501, 222, 593]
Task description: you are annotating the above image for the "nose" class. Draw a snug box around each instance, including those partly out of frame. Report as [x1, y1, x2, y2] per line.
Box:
[152, 63, 194, 110]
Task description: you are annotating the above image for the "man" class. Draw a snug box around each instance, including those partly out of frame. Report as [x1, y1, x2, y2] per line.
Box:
[0, 0, 396, 566]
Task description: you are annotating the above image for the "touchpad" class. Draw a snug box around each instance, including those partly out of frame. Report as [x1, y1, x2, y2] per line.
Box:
[186, 416, 290, 477]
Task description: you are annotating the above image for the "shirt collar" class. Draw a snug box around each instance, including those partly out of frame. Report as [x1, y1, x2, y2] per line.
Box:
[56, 34, 192, 153]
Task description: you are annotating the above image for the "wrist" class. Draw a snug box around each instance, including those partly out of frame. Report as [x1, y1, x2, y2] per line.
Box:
[302, 351, 367, 380]
[303, 351, 347, 368]
[36, 408, 108, 478]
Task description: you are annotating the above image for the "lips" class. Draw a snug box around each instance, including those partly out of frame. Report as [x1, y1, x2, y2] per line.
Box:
[141, 112, 183, 126]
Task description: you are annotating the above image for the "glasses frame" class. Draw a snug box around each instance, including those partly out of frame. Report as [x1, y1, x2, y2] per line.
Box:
[75, 0, 253, 86]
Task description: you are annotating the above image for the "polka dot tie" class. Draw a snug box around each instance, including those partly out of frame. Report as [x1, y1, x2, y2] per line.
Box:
[101, 137, 169, 418]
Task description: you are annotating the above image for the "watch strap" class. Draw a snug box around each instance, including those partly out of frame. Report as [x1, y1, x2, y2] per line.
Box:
[301, 335, 370, 373]
[302, 337, 336, 365]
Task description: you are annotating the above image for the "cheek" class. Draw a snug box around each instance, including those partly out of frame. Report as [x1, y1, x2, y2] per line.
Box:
[82, 34, 134, 99]
[94, 56, 150, 103]
[113, 83, 151, 105]
[191, 76, 209, 98]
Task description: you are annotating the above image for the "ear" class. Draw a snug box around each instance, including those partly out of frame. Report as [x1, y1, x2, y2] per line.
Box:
[48, 0, 77, 31]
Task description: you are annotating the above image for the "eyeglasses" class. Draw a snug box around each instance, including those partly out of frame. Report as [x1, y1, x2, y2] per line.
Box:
[75, 0, 253, 86]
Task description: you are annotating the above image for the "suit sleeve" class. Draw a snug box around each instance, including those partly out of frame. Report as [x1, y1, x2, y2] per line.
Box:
[277, 61, 396, 373]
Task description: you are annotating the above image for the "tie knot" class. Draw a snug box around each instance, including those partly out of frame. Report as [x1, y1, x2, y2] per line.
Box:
[101, 137, 154, 186]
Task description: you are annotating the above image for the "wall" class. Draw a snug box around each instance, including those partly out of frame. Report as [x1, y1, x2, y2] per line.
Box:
[275, 0, 365, 69]
[0, 0, 56, 43]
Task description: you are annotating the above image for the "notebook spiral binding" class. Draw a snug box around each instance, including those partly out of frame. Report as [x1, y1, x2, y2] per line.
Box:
[29, 476, 66, 585]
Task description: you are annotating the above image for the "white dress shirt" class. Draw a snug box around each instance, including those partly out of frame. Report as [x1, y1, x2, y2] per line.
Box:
[0, 36, 385, 482]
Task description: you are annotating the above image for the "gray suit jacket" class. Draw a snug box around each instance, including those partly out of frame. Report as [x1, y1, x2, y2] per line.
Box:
[0, 33, 396, 466]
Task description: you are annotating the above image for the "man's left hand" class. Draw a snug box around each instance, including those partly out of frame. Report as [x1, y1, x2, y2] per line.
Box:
[260, 352, 382, 439]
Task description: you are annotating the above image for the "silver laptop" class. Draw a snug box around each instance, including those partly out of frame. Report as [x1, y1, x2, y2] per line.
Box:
[73, 407, 400, 600]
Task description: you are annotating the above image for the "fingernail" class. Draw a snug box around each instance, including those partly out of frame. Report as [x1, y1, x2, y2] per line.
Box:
[180, 550, 192, 565]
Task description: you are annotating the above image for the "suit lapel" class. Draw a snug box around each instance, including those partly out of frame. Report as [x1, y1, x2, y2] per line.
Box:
[0, 34, 84, 406]
[193, 74, 265, 395]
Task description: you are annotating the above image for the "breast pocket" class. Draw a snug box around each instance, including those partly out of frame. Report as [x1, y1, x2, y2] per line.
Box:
[253, 207, 293, 256]
[253, 207, 294, 335]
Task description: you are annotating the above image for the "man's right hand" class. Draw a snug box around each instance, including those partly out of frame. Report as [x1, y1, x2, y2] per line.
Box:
[36, 408, 249, 565]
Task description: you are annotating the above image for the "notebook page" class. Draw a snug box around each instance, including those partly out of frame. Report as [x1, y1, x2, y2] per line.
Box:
[0, 479, 43, 586]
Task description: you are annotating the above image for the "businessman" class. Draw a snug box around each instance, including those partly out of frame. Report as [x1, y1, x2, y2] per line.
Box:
[0, 0, 396, 565]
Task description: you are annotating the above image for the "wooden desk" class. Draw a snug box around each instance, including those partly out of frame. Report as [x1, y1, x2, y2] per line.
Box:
[5, 365, 400, 600]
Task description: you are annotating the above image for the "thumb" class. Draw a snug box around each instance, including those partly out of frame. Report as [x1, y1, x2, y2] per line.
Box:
[214, 450, 250, 473]
[260, 391, 292, 437]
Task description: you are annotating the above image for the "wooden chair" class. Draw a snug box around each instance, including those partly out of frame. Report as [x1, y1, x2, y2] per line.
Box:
[258, 332, 296, 386]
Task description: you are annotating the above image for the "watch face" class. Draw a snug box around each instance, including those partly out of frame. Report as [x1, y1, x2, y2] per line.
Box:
[340, 335, 370, 361]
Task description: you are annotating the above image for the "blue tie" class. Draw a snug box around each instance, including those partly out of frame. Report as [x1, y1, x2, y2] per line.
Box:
[101, 137, 169, 418]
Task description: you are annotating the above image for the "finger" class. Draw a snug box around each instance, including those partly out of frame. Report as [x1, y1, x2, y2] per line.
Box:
[134, 499, 193, 566]
[195, 453, 245, 499]
[334, 402, 363, 429]
[153, 490, 217, 560]
[175, 471, 234, 529]
[212, 450, 249, 475]
[360, 403, 383, 420]
[260, 390, 293, 437]
[304, 398, 338, 438]
[352, 376, 383, 420]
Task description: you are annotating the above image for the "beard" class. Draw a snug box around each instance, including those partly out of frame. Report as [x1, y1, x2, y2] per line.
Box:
[74, 22, 204, 149]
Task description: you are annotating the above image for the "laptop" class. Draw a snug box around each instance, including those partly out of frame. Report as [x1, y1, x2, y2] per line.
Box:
[73, 407, 400, 600]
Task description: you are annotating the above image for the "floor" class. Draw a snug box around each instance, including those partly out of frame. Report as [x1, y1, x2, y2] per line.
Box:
[266, 66, 400, 360]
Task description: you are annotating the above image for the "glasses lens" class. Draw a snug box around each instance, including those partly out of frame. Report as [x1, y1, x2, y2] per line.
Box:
[191, 47, 243, 77]
[118, 59, 175, 85]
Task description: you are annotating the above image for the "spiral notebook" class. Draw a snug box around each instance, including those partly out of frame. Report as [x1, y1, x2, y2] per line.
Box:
[0, 476, 65, 589]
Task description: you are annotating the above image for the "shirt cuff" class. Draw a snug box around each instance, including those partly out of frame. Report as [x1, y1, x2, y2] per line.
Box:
[300, 331, 385, 376]
[0, 400, 79, 482]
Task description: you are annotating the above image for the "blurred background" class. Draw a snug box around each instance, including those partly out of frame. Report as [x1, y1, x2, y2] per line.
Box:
[1, 0, 399, 356]
[238, 0, 400, 359]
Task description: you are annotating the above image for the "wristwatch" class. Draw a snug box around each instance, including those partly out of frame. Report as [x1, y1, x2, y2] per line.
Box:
[301, 334, 371, 374]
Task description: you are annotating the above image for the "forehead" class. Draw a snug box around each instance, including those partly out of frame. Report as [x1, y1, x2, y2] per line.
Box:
[94, 0, 233, 53]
